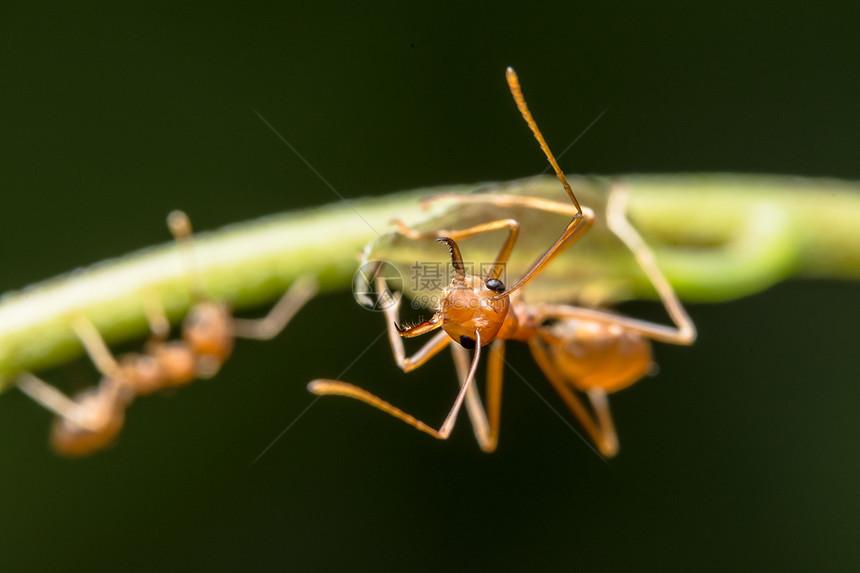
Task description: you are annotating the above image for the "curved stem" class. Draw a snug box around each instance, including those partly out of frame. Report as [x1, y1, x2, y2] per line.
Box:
[1, 174, 859, 391]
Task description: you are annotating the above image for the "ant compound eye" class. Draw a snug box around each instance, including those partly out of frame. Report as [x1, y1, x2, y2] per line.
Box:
[485, 278, 505, 293]
[458, 335, 477, 349]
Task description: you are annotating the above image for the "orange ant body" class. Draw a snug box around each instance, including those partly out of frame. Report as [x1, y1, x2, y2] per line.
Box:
[422, 184, 696, 456]
[18, 211, 317, 457]
[309, 67, 695, 456]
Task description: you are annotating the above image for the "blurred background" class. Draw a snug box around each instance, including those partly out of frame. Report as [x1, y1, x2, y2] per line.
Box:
[1, 3, 859, 571]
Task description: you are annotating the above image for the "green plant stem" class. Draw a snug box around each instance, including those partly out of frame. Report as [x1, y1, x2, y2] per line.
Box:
[1, 174, 858, 391]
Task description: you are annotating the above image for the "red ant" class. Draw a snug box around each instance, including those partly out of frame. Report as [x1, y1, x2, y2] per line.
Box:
[18, 211, 317, 456]
[309, 68, 695, 456]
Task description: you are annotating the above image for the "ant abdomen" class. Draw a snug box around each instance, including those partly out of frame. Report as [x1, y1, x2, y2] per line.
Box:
[50, 384, 128, 457]
[539, 321, 653, 394]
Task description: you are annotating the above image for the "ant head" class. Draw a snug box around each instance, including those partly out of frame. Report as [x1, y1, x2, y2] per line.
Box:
[440, 275, 511, 348]
[152, 342, 198, 386]
[183, 301, 234, 362]
[434, 238, 510, 348]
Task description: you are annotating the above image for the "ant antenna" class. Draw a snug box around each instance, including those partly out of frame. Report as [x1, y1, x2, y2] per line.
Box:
[167, 210, 207, 302]
[486, 67, 593, 301]
[505, 67, 582, 215]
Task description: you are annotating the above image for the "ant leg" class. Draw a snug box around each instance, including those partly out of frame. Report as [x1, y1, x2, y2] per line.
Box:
[378, 277, 451, 371]
[419, 192, 596, 270]
[452, 338, 505, 452]
[532, 304, 689, 346]
[451, 343, 489, 449]
[531, 183, 697, 345]
[308, 331, 482, 440]
[167, 210, 207, 302]
[421, 192, 582, 217]
[391, 218, 519, 279]
[232, 276, 318, 340]
[70, 315, 121, 378]
[587, 387, 618, 456]
[494, 207, 592, 299]
[605, 183, 696, 344]
[142, 292, 171, 341]
[17, 373, 120, 433]
[484, 337, 505, 452]
[528, 338, 619, 457]
[390, 328, 451, 370]
[18, 373, 96, 430]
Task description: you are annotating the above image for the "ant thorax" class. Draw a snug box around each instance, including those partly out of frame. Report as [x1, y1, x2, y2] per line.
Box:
[498, 295, 539, 342]
[183, 302, 235, 361]
[439, 274, 510, 348]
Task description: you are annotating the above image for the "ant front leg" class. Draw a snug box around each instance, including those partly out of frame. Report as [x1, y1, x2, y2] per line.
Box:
[308, 331, 482, 440]
[232, 275, 318, 340]
[419, 192, 596, 272]
[17, 372, 128, 456]
[16, 373, 118, 433]
[70, 315, 122, 379]
[390, 217, 520, 280]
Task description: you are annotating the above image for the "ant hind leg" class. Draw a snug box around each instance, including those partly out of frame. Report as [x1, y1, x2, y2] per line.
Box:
[528, 338, 619, 457]
[232, 276, 318, 340]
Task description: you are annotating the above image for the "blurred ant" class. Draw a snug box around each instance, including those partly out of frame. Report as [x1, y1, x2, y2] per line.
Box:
[309, 68, 695, 456]
[18, 211, 317, 456]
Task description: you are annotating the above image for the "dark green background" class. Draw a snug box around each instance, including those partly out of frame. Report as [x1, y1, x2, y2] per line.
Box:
[1, 3, 858, 571]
